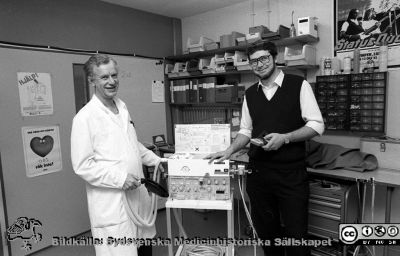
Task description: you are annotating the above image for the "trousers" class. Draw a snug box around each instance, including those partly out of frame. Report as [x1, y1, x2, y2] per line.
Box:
[246, 167, 310, 256]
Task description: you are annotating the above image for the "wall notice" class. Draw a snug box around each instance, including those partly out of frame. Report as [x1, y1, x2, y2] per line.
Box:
[21, 126, 62, 177]
[17, 72, 54, 116]
[152, 80, 165, 103]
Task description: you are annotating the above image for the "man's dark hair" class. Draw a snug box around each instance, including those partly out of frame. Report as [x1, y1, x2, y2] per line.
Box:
[347, 9, 360, 21]
[84, 54, 117, 80]
[246, 41, 278, 59]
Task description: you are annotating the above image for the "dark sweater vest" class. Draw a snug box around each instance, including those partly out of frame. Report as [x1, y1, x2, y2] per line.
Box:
[245, 74, 306, 169]
[345, 20, 364, 36]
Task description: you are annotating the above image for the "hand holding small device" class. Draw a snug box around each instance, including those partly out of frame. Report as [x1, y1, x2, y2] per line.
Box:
[250, 137, 270, 147]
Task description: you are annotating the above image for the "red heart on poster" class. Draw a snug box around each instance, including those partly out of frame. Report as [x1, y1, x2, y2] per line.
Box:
[30, 136, 54, 157]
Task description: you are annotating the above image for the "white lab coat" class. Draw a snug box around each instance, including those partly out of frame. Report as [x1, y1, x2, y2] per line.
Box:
[71, 95, 160, 256]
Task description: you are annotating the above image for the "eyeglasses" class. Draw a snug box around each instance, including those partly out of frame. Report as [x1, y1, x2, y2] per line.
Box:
[249, 55, 272, 67]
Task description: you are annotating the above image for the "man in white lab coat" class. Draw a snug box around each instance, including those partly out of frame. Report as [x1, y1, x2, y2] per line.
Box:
[71, 54, 161, 256]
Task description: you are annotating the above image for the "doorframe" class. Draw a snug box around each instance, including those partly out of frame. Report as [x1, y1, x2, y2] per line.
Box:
[0, 153, 10, 256]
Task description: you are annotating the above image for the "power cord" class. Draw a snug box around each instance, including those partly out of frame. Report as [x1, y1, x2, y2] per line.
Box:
[123, 160, 162, 227]
[182, 244, 224, 256]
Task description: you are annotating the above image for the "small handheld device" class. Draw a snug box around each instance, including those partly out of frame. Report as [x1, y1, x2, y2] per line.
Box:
[250, 137, 269, 147]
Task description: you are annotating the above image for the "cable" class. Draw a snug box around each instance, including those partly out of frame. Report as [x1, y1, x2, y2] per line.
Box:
[0, 40, 163, 60]
[370, 178, 376, 256]
[182, 244, 224, 256]
[122, 160, 161, 228]
[173, 208, 188, 239]
[238, 174, 257, 256]
[238, 175, 258, 239]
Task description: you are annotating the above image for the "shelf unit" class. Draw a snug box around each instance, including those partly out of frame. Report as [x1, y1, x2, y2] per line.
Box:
[163, 35, 320, 143]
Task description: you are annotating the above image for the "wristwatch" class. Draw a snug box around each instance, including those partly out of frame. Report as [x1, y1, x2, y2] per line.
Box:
[284, 134, 291, 144]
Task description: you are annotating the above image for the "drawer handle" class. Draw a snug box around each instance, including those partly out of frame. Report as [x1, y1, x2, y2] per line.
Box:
[309, 199, 341, 209]
[309, 210, 341, 221]
[308, 230, 339, 242]
[310, 194, 341, 203]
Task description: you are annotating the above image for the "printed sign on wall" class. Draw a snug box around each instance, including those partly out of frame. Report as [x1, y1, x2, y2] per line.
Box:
[17, 72, 54, 116]
[21, 126, 62, 177]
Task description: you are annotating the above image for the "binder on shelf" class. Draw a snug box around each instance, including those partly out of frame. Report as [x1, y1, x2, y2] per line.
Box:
[198, 78, 207, 103]
[187, 36, 214, 52]
[189, 79, 199, 103]
[203, 77, 217, 103]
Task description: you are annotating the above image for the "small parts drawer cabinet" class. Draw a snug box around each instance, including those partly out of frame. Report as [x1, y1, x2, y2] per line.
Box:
[315, 72, 387, 133]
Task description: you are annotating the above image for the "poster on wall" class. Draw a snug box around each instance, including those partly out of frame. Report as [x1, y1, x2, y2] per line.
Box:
[335, 0, 400, 69]
[21, 125, 62, 177]
[17, 72, 54, 116]
[152, 80, 165, 103]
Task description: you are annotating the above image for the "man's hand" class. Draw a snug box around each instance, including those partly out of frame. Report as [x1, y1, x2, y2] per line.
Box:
[262, 133, 288, 151]
[204, 150, 231, 164]
[122, 173, 141, 190]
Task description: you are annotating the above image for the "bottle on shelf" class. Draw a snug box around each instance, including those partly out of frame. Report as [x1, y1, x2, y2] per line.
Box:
[353, 48, 360, 73]
[379, 42, 388, 72]
[365, 57, 375, 73]
[290, 11, 296, 37]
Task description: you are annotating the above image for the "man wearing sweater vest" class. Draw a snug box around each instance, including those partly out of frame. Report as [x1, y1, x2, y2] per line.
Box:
[207, 41, 324, 256]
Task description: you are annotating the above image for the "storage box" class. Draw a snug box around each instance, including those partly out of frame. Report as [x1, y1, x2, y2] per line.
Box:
[245, 32, 262, 44]
[200, 57, 216, 74]
[236, 37, 247, 46]
[262, 25, 290, 40]
[298, 17, 318, 38]
[187, 36, 214, 52]
[360, 137, 400, 170]
[284, 44, 316, 66]
[214, 53, 226, 64]
[186, 59, 201, 75]
[204, 42, 219, 51]
[249, 25, 270, 35]
[215, 84, 238, 103]
[233, 51, 251, 71]
[224, 52, 235, 63]
[220, 31, 245, 48]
